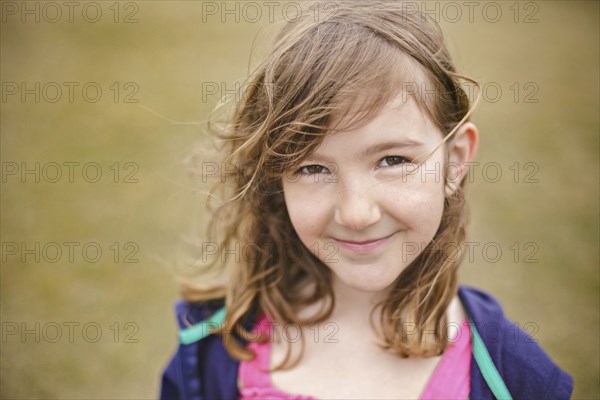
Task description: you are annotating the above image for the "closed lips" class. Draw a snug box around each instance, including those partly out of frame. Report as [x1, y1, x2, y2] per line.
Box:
[334, 232, 396, 244]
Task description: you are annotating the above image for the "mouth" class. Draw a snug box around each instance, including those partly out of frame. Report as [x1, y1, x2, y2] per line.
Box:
[333, 232, 396, 254]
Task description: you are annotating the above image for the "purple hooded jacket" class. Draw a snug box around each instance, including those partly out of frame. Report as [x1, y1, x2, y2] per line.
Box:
[160, 285, 573, 399]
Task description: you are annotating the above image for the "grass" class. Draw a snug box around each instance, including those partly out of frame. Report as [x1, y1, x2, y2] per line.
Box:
[1, 1, 598, 398]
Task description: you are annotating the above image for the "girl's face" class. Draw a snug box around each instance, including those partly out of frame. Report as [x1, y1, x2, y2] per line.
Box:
[282, 96, 449, 293]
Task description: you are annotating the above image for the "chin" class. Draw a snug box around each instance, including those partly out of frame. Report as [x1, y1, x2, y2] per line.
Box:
[349, 281, 391, 292]
[332, 265, 399, 293]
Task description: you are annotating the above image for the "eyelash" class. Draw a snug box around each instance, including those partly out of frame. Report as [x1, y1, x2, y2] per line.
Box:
[295, 156, 412, 175]
[378, 155, 411, 168]
[296, 164, 328, 175]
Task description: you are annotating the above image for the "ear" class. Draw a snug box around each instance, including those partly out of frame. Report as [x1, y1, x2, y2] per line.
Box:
[445, 122, 479, 197]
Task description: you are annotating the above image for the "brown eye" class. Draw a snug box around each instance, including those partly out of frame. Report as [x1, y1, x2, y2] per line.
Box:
[298, 164, 327, 174]
[379, 156, 409, 167]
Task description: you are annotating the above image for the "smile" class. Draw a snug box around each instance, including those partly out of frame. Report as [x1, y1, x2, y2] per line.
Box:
[333, 232, 396, 254]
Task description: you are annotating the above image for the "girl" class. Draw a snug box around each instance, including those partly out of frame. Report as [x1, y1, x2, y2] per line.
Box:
[161, 2, 573, 399]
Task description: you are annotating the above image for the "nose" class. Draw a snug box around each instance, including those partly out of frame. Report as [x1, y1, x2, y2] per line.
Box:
[333, 179, 382, 231]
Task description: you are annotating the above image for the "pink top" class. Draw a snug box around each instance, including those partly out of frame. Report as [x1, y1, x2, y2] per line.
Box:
[238, 314, 471, 400]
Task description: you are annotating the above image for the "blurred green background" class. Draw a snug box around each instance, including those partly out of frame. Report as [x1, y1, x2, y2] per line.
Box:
[1, 1, 598, 398]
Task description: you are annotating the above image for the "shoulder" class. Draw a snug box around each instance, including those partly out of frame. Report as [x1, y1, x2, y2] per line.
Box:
[458, 285, 574, 399]
[173, 298, 226, 330]
[161, 298, 241, 400]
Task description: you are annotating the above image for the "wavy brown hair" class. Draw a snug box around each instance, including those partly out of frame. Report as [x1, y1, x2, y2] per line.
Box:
[181, 0, 480, 368]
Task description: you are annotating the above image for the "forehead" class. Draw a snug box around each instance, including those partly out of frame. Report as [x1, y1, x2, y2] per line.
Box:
[325, 58, 439, 131]
[316, 95, 443, 156]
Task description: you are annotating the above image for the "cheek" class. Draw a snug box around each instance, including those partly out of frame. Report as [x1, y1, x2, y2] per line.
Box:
[385, 178, 446, 237]
[283, 183, 327, 241]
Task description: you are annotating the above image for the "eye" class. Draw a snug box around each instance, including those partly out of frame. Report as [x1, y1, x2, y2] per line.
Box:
[378, 155, 410, 168]
[297, 164, 329, 175]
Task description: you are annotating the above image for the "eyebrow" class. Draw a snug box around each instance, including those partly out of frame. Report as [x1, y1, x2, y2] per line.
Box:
[359, 140, 426, 160]
[305, 140, 425, 163]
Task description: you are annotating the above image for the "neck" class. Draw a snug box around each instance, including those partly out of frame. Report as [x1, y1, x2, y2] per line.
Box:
[295, 275, 389, 325]
[328, 275, 393, 336]
[293, 276, 464, 348]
